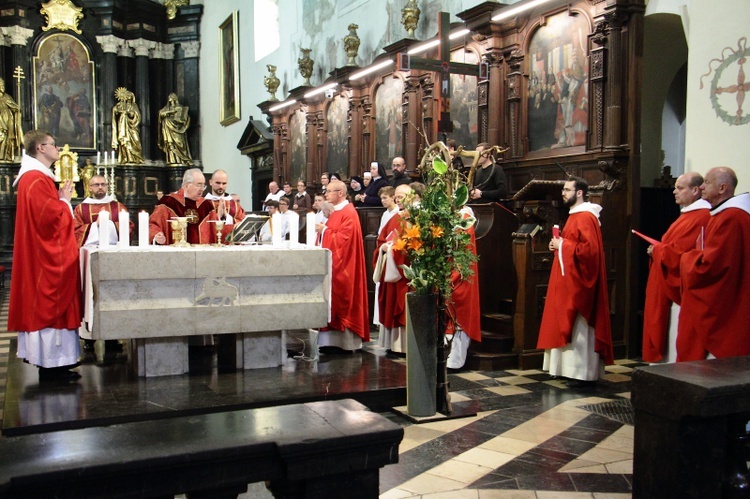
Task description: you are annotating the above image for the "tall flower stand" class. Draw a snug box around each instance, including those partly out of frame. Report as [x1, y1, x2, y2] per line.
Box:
[405, 292, 438, 417]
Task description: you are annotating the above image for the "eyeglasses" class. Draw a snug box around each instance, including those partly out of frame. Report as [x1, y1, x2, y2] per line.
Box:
[40, 142, 58, 148]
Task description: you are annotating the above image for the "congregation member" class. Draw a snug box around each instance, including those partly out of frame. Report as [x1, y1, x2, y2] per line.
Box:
[362, 171, 372, 188]
[9, 130, 82, 381]
[74, 174, 133, 247]
[319, 172, 330, 194]
[315, 179, 369, 351]
[377, 186, 399, 234]
[149, 168, 226, 245]
[281, 181, 294, 203]
[642, 172, 710, 363]
[258, 200, 280, 242]
[678, 167, 750, 360]
[389, 156, 411, 187]
[356, 161, 388, 206]
[469, 142, 508, 203]
[278, 197, 298, 239]
[292, 180, 312, 211]
[312, 193, 328, 225]
[348, 175, 365, 206]
[205, 169, 245, 225]
[262, 181, 284, 210]
[537, 177, 613, 387]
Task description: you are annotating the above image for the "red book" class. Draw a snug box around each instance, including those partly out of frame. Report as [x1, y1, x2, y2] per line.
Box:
[552, 225, 560, 238]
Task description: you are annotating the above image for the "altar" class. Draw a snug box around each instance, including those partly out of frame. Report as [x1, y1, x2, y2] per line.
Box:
[81, 245, 331, 377]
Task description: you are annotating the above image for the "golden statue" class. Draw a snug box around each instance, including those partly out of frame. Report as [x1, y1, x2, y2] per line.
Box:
[343, 24, 360, 67]
[80, 158, 95, 198]
[264, 65, 281, 102]
[54, 144, 80, 199]
[164, 0, 189, 20]
[158, 92, 193, 166]
[111, 87, 144, 164]
[298, 48, 314, 86]
[0, 78, 23, 163]
[401, 0, 421, 38]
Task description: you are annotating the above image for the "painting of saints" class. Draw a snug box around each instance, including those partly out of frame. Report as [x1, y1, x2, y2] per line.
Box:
[326, 94, 348, 178]
[450, 49, 479, 153]
[375, 75, 404, 164]
[289, 109, 307, 182]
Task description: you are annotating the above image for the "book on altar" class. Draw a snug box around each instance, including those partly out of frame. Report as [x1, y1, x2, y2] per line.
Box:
[631, 229, 660, 246]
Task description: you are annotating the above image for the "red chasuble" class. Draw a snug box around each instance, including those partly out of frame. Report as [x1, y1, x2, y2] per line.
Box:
[642, 205, 710, 362]
[8, 171, 82, 332]
[537, 210, 614, 365]
[374, 214, 409, 330]
[148, 188, 223, 244]
[322, 202, 370, 340]
[678, 194, 750, 360]
[73, 200, 134, 247]
[446, 218, 481, 342]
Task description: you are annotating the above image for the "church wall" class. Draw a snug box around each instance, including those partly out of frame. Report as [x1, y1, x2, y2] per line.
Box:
[683, 0, 750, 192]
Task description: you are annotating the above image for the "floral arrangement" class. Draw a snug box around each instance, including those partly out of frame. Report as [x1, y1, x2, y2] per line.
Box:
[394, 143, 478, 300]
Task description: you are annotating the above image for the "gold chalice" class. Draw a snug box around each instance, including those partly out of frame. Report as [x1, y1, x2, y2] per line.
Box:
[211, 220, 225, 246]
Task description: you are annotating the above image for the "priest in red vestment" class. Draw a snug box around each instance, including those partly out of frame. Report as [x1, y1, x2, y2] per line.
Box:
[9, 130, 82, 381]
[642, 172, 710, 363]
[74, 174, 134, 247]
[678, 167, 750, 361]
[537, 177, 613, 387]
[316, 180, 370, 351]
[205, 169, 245, 226]
[149, 168, 228, 245]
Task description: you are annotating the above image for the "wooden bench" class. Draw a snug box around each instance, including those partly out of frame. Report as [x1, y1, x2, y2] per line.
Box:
[0, 399, 403, 498]
[632, 357, 750, 498]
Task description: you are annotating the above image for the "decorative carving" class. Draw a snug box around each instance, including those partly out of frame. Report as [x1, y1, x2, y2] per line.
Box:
[181, 41, 200, 58]
[699, 37, 750, 126]
[6, 26, 34, 46]
[595, 159, 626, 191]
[195, 277, 238, 306]
[129, 38, 154, 57]
[54, 144, 79, 197]
[111, 87, 144, 165]
[96, 35, 121, 54]
[401, 0, 421, 38]
[478, 82, 488, 106]
[298, 48, 314, 86]
[158, 93, 192, 166]
[164, 0, 189, 20]
[40, 0, 83, 34]
[533, 253, 553, 272]
[343, 23, 360, 67]
[593, 83, 604, 148]
[264, 65, 281, 101]
[590, 49, 605, 80]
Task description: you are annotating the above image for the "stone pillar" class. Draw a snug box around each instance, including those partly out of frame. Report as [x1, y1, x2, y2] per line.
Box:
[603, 11, 627, 149]
[96, 35, 122, 152]
[505, 50, 524, 159]
[403, 76, 421, 170]
[178, 41, 200, 162]
[482, 49, 504, 147]
[150, 42, 175, 164]
[130, 39, 155, 160]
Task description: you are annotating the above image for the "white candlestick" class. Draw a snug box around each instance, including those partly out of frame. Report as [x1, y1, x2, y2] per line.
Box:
[99, 210, 110, 248]
[306, 212, 316, 246]
[271, 213, 283, 247]
[104, 151, 108, 165]
[139, 211, 149, 246]
[97, 151, 101, 165]
[112, 150, 117, 165]
[289, 213, 299, 246]
[118, 210, 130, 248]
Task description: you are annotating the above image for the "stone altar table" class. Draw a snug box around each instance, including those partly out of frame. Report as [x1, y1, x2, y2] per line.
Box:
[82, 245, 331, 376]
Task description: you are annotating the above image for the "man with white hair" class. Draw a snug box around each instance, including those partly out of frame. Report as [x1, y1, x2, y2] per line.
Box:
[149, 168, 226, 244]
[263, 181, 284, 211]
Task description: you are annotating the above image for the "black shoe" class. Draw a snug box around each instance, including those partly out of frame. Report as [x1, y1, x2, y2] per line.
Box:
[385, 349, 406, 359]
[319, 346, 354, 354]
[39, 367, 82, 382]
[565, 379, 597, 389]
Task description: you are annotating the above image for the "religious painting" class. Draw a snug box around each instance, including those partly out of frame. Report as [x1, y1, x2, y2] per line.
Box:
[375, 74, 404, 165]
[33, 33, 96, 150]
[289, 108, 306, 182]
[326, 94, 348, 178]
[449, 48, 479, 152]
[526, 11, 590, 152]
[219, 11, 240, 126]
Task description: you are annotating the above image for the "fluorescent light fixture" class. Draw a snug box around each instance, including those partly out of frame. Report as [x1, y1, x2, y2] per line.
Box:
[492, 0, 555, 22]
[349, 60, 394, 81]
[407, 28, 471, 56]
[268, 99, 297, 112]
[304, 82, 338, 98]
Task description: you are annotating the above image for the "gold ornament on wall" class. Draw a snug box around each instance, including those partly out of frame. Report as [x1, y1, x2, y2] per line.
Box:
[40, 0, 84, 34]
[298, 48, 314, 86]
[264, 65, 281, 101]
[401, 0, 421, 38]
[343, 24, 361, 67]
[164, 0, 189, 20]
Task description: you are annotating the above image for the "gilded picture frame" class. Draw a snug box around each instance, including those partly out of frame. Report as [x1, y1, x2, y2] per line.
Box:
[33, 32, 97, 150]
[219, 11, 240, 126]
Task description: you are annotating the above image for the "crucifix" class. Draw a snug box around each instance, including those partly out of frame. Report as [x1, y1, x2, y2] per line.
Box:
[399, 12, 487, 140]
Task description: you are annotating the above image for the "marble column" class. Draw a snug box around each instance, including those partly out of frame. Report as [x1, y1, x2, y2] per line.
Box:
[6, 26, 34, 135]
[131, 39, 155, 160]
[178, 41, 200, 162]
[96, 35, 121, 152]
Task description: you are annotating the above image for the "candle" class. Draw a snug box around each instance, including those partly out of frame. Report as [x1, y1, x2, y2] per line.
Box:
[139, 211, 149, 246]
[104, 151, 108, 165]
[306, 212, 316, 246]
[96, 151, 101, 165]
[112, 150, 117, 165]
[271, 213, 283, 247]
[99, 210, 110, 248]
[289, 213, 299, 246]
[119, 210, 130, 248]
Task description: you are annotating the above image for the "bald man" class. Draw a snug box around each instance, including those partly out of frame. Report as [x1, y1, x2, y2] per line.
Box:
[205, 169, 245, 225]
[678, 167, 750, 360]
[642, 172, 711, 363]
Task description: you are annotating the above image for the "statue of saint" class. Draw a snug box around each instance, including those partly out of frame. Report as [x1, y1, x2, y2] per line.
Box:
[111, 87, 144, 164]
[157, 93, 193, 166]
[80, 159, 95, 198]
[0, 78, 23, 163]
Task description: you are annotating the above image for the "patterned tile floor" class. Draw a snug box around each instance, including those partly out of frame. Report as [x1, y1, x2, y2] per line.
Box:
[0, 284, 639, 498]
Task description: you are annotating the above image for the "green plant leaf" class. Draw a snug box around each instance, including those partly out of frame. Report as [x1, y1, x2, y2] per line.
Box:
[432, 156, 448, 175]
[454, 184, 469, 207]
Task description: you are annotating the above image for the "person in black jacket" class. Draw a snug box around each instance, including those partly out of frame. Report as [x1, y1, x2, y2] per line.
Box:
[469, 142, 508, 203]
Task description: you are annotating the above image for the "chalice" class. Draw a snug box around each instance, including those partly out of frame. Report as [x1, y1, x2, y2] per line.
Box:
[171, 217, 190, 247]
[210, 220, 225, 246]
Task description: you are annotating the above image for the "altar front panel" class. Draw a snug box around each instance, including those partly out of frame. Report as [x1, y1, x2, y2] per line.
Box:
[87, 246, 331, 341]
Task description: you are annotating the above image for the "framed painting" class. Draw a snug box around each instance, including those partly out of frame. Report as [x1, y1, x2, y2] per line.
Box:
[289, 108, 306, 182]
[33, 33, 96, 150]
[219, 11, 240, 126]
[375, 74, 404, 165]
[326, 94, 348, 178]
[526, 11, 589, 152]
[449, 48, 479, 153]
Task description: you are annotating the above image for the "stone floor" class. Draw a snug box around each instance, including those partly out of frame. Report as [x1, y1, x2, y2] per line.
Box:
[0, 285, 637, 498]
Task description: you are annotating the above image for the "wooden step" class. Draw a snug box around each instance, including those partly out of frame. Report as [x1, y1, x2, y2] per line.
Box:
[481, 313, 514, 336]
[474, 330, 514, 353]
[464, 351, 518, 372]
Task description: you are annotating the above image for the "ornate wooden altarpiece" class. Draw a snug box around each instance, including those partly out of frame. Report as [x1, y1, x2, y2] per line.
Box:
[261, 0, 645, 364]
[0, 0, 203, 266]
